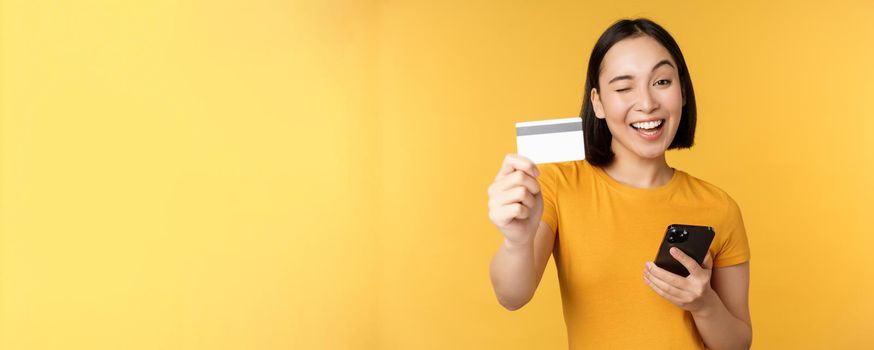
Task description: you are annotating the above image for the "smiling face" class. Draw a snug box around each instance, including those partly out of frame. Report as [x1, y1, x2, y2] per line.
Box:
[590, 35, 685, 161]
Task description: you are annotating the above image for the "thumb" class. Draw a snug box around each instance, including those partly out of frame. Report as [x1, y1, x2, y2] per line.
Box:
[702, 251, 713, 269]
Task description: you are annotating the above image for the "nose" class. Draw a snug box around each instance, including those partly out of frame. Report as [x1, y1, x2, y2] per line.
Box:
[635, 88, 659, 114]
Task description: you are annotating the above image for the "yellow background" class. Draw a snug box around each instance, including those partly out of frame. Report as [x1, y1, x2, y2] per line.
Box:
[1, 0, 872, 349]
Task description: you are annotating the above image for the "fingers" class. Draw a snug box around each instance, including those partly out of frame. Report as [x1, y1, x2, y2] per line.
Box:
[488, 186, 537, 215]
[487, 154, 543, 227]
[643, 264, 685, 300]
[487, 180, 539, 227]
[497, 154, 540, 179]
[670, 247, 703, 275]
[490, 169, 541, 196]
[489, 203, 530, 227]
[645, 260, 687, 288]
[643, 274, 676, 301]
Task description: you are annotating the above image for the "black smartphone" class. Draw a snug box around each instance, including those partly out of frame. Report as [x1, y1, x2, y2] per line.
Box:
[654, 224, 715, 277]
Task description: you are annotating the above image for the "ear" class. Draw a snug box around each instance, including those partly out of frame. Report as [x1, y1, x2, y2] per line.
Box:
[590, 87, 606, 119]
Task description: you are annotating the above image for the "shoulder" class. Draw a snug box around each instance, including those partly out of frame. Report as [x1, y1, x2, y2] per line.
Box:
[678, 171, 740, 210]
[674, 171, 747, 234]
[681, 174, 751, 266]
[679, 171, 728, 198]
[680, 171, 747, 238]
[536, 159, 595, 184]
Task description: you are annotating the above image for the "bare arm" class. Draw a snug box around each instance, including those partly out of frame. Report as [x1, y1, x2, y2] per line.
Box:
[489, 221, 556, 310]
[692, 262, 752, 350]
[487, 154, 552, 310]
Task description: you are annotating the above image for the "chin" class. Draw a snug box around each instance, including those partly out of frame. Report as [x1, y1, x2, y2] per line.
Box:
[634, 147, 668, 160]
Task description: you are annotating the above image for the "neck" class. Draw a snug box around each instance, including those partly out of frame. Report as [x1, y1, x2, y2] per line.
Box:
[602, 141, 674, 189]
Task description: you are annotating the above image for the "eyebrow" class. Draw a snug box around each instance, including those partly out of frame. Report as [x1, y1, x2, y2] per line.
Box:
[607, 59, 675, 84]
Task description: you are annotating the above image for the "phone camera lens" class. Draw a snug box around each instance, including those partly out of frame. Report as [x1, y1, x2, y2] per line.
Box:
[667, 227, 689, 243]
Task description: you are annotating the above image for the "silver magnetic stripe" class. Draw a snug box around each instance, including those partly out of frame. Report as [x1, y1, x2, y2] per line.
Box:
[516, 122, 582, 136]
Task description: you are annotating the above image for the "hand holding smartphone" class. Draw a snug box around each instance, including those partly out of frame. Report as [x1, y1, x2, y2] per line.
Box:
[654, 224, 715, 277]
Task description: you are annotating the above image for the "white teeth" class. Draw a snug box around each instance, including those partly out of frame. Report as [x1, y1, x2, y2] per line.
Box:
[631, 120, 663, 130]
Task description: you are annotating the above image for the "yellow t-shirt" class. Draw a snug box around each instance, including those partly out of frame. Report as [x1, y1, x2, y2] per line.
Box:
[537, 160, 751, 349]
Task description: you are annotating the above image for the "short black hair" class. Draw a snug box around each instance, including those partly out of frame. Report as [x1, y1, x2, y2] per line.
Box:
[580, 18, 697, 166]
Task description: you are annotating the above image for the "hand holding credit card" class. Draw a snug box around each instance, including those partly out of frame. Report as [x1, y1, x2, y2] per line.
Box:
[516, 117, 585, 164]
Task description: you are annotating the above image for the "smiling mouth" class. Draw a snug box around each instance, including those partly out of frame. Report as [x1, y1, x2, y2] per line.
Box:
[630, 119, 666, 141]
[630, 119, 664, 130]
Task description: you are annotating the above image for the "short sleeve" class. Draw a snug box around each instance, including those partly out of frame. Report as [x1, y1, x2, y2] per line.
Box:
[713, 195, 751, 268]
[536, 163, 559, 234]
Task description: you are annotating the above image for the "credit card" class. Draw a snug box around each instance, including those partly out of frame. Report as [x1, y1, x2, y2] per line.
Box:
[515, 117, 585, 164]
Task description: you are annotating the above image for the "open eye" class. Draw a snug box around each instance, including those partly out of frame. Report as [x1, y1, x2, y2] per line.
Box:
[654, 79, 671, 86]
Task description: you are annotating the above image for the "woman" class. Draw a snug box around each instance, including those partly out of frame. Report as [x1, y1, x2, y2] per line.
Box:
[488, 18, 752, 349]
